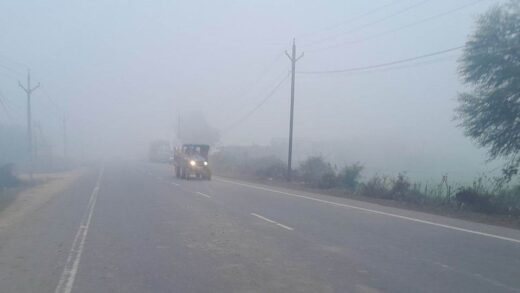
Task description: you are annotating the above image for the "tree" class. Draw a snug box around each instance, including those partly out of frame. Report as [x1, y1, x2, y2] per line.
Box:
[457, 1, 520, 181]
[338, 163, 363, 190]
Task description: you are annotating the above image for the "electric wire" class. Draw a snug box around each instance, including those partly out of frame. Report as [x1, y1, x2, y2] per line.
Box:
[222, 72, 290, 134]
[297, 0, 407, 40]
[305, 0, 432, 47]
[298, 46, 464, 74]
[308, 0, 490, 53]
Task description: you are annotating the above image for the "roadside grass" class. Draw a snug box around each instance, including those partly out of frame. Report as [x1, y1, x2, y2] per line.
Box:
[0, 164, 67, 213]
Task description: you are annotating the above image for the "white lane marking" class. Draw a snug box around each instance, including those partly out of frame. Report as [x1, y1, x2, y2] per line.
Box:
[196, 191, 211, 198]
[217, 178, 520, 244]
[171, 182, 180, 186]
[251, 213, 294, 231]
[54, 167, 104, 293]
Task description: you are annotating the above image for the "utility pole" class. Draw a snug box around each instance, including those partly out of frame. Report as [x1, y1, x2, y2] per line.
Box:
[177, 113, 181, 141]
[285, 39, 304, 181]
[18, 70, 40, 160]
[63, 116, 67, 158]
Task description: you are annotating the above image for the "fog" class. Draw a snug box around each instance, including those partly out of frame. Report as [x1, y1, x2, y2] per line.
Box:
[0, 0, 505, 182]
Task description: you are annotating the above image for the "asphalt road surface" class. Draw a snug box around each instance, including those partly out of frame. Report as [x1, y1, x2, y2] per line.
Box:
[1, 161, 520, 293]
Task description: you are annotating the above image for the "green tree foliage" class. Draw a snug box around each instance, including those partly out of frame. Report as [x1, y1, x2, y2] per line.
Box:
[457, 1, 520, 180]
[338, 163, 363, 190]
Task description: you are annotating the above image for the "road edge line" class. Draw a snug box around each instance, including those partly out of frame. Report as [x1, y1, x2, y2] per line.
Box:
[54, 166, 105, 293]
[219, 178, 520, 244]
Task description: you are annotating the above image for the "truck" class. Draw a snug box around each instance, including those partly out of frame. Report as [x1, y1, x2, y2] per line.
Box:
[148, 140, 172, 163]
[173, 144, 211, 180]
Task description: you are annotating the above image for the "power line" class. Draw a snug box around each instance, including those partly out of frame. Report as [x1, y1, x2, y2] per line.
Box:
[0, 53, 29, 71]
[0, 71, 19, 81]
[39, 85, 63, 115]
[297, 0, 407, 40]
[303, 54, 459, 78]
[228, 51, 285, 104]
[305, 0, 432, 47]
[0, 63, 24, 77]
[0, 90, 13, 121]
[353, 54, 459, 73]
[309, 0, 490, 53]
[222, 72, 290, 134]
[298, 45, 464, 74]
[300, 42, 520, 75]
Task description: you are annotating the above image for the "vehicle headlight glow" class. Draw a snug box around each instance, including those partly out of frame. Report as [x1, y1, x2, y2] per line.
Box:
[190, 160, 196, 166]
[204, 161, 208, 166]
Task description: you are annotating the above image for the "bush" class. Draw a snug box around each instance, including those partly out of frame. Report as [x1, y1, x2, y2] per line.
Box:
[358, 174, 417, 201]
[338, 163, 363, 191]
[298, 156, 336, 188]
[454, 187, 497, 213]
[210, 151, 287, 180]
[319, 172, 338, 189]
[495, 185, 520, 216]
[390, 173, 411, 200]
[358, 175, 391, 198]
[253, 156, 286, 180]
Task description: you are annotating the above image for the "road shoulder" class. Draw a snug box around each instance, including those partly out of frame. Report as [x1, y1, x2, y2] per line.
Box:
[215, 176, 520, 242]
[0, 169, 87, 229]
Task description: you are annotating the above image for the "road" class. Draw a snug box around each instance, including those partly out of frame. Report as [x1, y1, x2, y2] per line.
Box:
[1, 161, 519, 293]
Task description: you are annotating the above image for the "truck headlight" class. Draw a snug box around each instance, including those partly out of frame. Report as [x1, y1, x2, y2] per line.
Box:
[190, 160, 196, 166]
[204, 161, 208, 166]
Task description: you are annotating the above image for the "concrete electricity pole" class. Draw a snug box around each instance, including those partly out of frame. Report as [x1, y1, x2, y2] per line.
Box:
[177, 113, 182, 141]
[285, 39, 303, 181]
[18, 70, 40, 159]
[63, 117, 67, 158]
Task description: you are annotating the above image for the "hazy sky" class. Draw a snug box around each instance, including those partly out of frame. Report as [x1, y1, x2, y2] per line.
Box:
[0, 0, 505, 181]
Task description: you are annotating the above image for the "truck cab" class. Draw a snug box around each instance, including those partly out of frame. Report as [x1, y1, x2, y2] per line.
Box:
[173, 144, 211, 180]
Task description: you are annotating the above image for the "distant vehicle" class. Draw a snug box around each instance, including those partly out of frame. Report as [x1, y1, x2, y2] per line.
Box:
[173, 144, 211, 180]
[148, 140, 171, 163]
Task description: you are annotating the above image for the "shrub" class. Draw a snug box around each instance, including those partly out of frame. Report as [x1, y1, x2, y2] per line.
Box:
[358, 175, 391, 198]
[253, 156, 286, 180]
[495, 185, 520, 216]
[390, 173, 411, 200]
[319, 172, 338, 189]
[454, 187, 497, 213]
[298, 156, 336, 188]
[338, 163, 363, 191]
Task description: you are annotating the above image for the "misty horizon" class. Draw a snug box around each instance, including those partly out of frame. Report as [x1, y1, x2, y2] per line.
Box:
[0, 0, 505, 182]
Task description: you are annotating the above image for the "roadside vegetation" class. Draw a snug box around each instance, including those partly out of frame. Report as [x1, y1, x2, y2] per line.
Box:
[212, 151, 520, 219]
